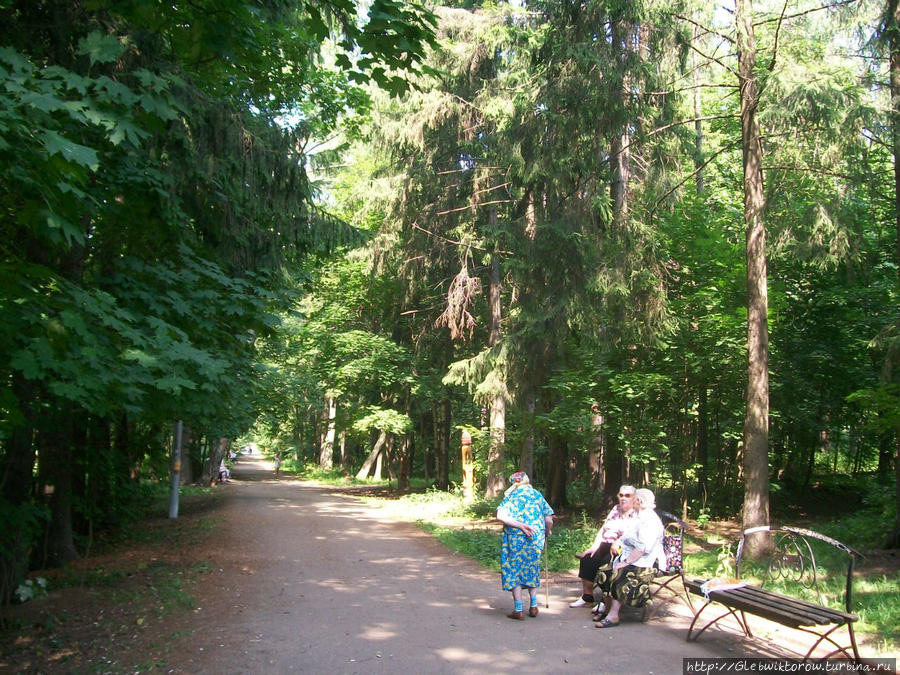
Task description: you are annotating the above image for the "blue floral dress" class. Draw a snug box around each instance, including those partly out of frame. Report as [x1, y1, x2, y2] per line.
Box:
[498, 486, 554, 590]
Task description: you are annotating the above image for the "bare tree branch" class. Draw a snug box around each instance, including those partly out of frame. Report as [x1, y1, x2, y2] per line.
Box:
[769, 0, 790, 72]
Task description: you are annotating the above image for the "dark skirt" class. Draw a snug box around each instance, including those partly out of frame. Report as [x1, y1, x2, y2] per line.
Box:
[593, 563, 655, 608]
[578, 542, 613, 582]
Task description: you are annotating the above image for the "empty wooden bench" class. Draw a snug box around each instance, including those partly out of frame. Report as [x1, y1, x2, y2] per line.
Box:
[685, 525, 863, 661]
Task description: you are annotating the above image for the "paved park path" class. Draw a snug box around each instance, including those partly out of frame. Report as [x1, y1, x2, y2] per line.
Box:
[169, 455, 775, 674]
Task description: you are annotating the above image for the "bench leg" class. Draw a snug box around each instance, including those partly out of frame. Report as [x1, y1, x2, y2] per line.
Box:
[800, 624, 860, 662]
[686, 599, 751, 643]
[643, 574, 691, 622]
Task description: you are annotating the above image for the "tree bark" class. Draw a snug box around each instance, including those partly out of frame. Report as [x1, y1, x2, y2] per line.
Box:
[356, 430, 387, 480]
[546, 435, 569, 509]
[484, 248, 507, 499]
[0, 375, 39, 601]
[437, 399, 451, 490]
[882, 0, 900, 549]
[610, 15, 632, 229]
[589, 406, 604, 496]
[320, 396, 336, 470]
[39, 405, 79, 567]
[520, 389, 536, 478]
[736, 0, 771, 547]
[693, 25, 705, 195]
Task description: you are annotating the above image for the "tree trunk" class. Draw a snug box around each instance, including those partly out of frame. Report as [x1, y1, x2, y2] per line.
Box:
[884, 0, 900, 549]
[201, 437, 229, 486]
[546, 435, 569, 509]
[320, 396, 336, 470]
[736, 0, 771, 548]
[421, 414, 432, 482]
[589, 406, 604, 496]
[520, 389, 536, 478]
[437, 398, 451, 490]
[487, 392, 505, 497]
[0, 376, 39, 601]
[697, 385, 709, 496]
[484, 249, 506, 499]
[610, 15, 632, 229]
[374, 437, 386, 481]
[356, 430, 387, 480]
[603, 432, 624, 498]
[398, 435, 412, 492]
[40, 405, 79, 567]
[693, 24, 705, 195]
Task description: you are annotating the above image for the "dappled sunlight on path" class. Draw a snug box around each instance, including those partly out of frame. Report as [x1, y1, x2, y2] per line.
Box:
[161, 459, 790, 674]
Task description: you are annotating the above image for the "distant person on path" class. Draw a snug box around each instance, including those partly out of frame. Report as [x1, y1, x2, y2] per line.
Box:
[218, 458, 231, 483]
[568, 484, 637, 609]
[592, 487, 665, 628]
[496, 471, 554, 620]
[273, 455, 281, 478]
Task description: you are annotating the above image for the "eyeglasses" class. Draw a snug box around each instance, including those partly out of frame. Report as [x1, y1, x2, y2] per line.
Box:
[618, 492, 634, 498]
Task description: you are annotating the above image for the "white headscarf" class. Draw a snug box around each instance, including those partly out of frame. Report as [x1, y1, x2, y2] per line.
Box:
[504, 471, 531, 497]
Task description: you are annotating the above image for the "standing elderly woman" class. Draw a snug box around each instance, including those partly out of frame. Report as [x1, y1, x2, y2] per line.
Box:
[592, 487, 665, 627]
[496, 472, 554, 620]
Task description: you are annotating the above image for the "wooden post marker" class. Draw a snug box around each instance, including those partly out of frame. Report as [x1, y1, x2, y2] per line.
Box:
[461, 431, 474, 502]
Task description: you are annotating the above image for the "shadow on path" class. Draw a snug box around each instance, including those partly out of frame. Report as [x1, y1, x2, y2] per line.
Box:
[167, 460, 808, 674]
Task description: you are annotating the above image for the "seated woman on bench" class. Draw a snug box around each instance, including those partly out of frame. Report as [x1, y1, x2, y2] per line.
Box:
[592, 487, 665, 627]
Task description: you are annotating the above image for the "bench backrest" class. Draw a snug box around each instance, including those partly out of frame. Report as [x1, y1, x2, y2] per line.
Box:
[735, 526, 863, 613]
[657, 509, 687, 574]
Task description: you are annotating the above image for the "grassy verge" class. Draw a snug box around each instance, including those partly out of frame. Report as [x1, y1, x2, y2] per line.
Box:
[316, 476, 899, 660]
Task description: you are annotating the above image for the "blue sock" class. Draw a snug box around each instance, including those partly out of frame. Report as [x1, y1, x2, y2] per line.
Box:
[530, 595, 538, 608]
[514, 600, 523, 612]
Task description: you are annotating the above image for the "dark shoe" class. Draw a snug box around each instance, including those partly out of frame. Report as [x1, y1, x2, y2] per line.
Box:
[507, 610, 525, 621]
[528, 606, 539, 617]
[595, 617, 620, 628]
[592, 608, 610, 622]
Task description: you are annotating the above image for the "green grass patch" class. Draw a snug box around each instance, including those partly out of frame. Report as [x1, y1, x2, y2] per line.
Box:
[360, 488, 598, 573]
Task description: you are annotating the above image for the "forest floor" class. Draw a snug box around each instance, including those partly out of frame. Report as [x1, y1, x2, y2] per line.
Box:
[1, 456, 898, 674]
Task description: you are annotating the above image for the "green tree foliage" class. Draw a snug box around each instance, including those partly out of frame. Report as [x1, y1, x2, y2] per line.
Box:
[0, 0, 438, 599]
[317, 0, 897, 540]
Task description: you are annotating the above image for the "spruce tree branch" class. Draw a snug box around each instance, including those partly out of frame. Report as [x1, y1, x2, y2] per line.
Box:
[644, 114, 737, 140]
[673, 13, 734, 46]
[410, 222, 512, 255]
[411, 221, 474, 249]
[647, 83, 737, 97]
[688, 42, 739, 79]
[861, 129, 891, 150]
[769, 0, 790, 72]
[753, 0, 860, 28]
[612, 114, 737, 160]
[763, 165, 862, 181]
[435, 199, 512, 216]
[649, 136, 744, 217]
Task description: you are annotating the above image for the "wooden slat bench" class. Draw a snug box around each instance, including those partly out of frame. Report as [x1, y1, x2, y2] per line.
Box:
[685, 525, 863, 661]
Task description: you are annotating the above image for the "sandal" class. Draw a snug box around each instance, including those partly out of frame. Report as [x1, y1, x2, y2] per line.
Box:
[595, 618, 620, 628]
[592, 609, 609, 622]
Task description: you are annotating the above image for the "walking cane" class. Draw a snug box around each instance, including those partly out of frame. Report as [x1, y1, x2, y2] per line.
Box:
[543, 538, 550, 608]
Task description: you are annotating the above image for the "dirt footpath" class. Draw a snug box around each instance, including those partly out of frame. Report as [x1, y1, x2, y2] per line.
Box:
[156, 455, 783, 675]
